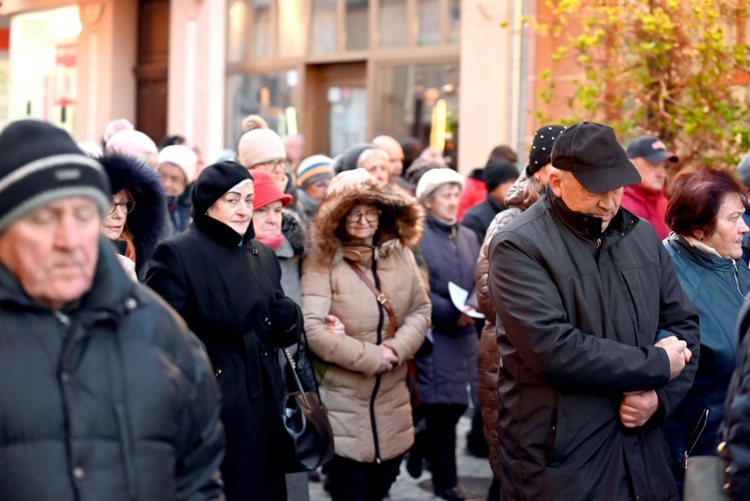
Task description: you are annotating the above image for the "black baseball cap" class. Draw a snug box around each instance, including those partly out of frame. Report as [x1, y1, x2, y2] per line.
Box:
[550, 122, 642, 194]
[626, 135, 679, 164]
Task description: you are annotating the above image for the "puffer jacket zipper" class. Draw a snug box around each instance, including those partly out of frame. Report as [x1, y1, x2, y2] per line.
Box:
[56, 312, 80, 501]
[369, 259, 385, 463]
[732, 260, 747, 299]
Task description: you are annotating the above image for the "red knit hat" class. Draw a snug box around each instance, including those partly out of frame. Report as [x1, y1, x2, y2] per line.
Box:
[248, 169, 292, 209]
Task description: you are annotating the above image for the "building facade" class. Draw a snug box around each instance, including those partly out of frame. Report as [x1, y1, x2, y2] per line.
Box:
[0, 0, 561, 172]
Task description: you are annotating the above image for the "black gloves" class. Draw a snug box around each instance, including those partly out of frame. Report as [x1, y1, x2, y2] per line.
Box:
[269, 291, 300, 334]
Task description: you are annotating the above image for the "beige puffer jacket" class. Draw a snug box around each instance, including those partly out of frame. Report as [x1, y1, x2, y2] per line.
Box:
[301, 174, 431, 462]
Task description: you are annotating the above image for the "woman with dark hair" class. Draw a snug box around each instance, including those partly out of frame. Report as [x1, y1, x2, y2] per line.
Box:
[99, 153, 167, 281]
[147, 161, 302, 500]
[663, 166, 750, 492]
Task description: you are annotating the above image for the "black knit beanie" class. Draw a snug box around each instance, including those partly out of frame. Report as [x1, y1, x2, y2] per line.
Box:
[0, 120, 110, 232]
[191, 160, 253, 215]
[483, 160, 519, 191]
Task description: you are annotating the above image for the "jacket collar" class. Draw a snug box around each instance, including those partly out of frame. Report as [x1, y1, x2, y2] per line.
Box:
[425, 212, 458, 236]
[667, 233, 736, 270]
[485, 193, 506, 213]
[545, 186, 633, 242]
[192, 212, 255, 247]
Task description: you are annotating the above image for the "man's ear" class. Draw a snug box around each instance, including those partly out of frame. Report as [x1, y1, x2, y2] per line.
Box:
[548, 168, 563, 197]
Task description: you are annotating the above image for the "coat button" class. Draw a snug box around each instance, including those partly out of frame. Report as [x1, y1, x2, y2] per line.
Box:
[73, 467, 85, 479]
[61, 372, 70, 383]
[264, 317, 271, 325]
[251, 248, 259, 255]
[124, 298, 137, 310]
[261, 351, 268, 357]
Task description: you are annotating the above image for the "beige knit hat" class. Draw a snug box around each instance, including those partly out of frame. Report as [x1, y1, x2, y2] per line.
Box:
[158, 145, 198, 182]
[237, 129, 286, 168]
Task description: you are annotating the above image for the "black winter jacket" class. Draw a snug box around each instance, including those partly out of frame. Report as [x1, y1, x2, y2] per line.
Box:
[721, 297, 750, 499]
[461, 193, 506, 247]
[0, 238, 225, 501]
[146, 214, 301, 500]
[487, 190, 700, 501]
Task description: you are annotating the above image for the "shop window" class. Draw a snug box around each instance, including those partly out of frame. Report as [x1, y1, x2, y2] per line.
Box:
[449, 0, 461, 44]
[226, 71, 298, 150]
[345, 0, 369, 51]
[311, 0, 337, 54]
[9, 6, 80, 132]
[375, 62, 459, 165]
[379, 0, 407, 48]
[227, 1, 249, 63]
[417, 0, 440, 46]
[252, 0, 272, 59]
[278, 0, 305, 57]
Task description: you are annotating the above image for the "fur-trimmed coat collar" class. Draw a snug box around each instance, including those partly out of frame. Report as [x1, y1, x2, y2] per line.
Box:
[309, 178, 424, 263]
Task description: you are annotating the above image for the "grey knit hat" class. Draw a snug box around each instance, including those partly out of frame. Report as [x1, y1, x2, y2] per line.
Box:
[0, 120, 110, 233]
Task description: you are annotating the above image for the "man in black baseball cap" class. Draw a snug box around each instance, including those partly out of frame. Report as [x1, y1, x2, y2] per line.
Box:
[547, 121, 641, 231]
[621, 135, 679, 239]
[487, 120, 698, 500]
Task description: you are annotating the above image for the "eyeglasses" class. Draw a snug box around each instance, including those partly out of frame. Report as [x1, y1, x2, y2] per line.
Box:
[109, 200, 136, 215]
[346, 209, 381, 223]
[256, 158, 290, 172]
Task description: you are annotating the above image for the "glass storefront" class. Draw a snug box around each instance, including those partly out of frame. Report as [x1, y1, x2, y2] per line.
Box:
[226, 0, 461, 163]
[226, 70, 298, 150]
[375, 62, 460, 164]
[9, 6, 81, 134]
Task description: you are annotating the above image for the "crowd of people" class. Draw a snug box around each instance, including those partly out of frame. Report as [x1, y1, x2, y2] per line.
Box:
[3, 114, 750, 501]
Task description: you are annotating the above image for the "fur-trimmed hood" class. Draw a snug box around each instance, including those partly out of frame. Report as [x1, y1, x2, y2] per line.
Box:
[310, 176, 424, 262]
[99, 152, 168, 277]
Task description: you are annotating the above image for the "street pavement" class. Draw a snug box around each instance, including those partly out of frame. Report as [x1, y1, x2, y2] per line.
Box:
[309, 413, 494, 500]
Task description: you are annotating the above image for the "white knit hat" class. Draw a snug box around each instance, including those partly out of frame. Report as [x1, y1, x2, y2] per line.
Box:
[158, 145, 198, 182]
[237, 129, 286, 168]
[415, 168, 465, 200]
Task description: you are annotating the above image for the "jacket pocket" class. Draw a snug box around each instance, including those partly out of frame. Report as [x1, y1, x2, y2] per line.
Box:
[619, 268, 654, 338]
[545, 393, 563, 465]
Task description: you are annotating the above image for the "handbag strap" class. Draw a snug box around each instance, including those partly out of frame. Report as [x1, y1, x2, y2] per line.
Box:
[282, 347, 312, 409]
[344, 259, 397, 337]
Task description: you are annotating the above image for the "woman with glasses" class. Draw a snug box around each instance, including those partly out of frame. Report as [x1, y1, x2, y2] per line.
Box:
[237, 126, 298, 202]
[301, 169, 431, 500]
[414, 168, 480, 501]
[99, 152, 167, 281]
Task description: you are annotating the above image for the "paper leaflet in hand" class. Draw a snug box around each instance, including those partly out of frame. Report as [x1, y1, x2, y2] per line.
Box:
[448, 281, 485, 319]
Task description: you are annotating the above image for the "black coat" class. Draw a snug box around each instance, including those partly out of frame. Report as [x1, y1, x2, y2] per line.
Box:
[0, 238, 224, 500]
[146, 214, 301, 501]
[721, 297, 750, 498]
[488, 190, 700, 501]
[461, 194, 506, 246]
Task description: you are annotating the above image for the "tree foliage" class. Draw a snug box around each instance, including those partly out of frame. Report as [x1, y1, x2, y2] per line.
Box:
[536, 0, 750, 169]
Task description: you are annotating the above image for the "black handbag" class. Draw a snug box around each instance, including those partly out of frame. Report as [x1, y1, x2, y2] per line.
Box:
[281, 337, 335, 472]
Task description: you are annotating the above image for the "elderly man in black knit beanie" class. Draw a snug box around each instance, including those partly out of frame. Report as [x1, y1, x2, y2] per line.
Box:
[0, 120, 225, 500]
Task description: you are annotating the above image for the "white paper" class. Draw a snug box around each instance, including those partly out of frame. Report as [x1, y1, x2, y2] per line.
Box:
[447, 281, 485, 319]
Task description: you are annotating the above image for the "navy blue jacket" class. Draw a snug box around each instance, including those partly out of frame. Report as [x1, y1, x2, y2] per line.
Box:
[664, 235, 750, 483]
[416, 213, 480, 405]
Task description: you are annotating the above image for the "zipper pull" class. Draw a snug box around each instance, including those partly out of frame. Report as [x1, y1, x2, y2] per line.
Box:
[596, 238, 602, 248]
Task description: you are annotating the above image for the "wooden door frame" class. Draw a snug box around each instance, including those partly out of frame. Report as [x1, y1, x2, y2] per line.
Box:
[303, 61, 367, 156]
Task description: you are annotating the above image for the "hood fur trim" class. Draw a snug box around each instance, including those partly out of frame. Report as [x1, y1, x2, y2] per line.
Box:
[310, 178, 424, 262]
[98, 153, 168, 276]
